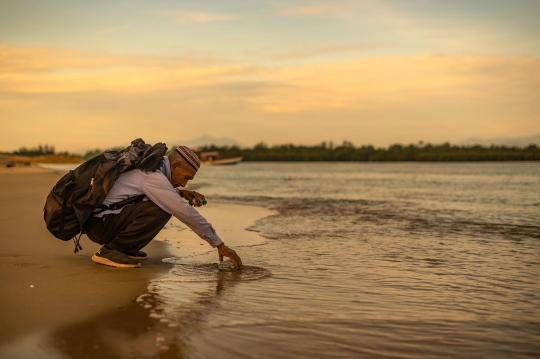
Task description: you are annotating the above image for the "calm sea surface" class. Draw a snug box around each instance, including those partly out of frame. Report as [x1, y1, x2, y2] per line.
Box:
[132, 162, 540, 358]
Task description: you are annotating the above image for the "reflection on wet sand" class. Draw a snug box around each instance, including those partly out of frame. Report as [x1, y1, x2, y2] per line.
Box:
[48, 264, 250, 359]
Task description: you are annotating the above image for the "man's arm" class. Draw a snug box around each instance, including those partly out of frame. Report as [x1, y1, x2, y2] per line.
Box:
[142, 172, 222, 246]
[142, 172, 242, 267]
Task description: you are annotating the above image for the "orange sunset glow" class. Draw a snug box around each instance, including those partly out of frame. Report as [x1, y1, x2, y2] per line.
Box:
[1, 0, 539, 153]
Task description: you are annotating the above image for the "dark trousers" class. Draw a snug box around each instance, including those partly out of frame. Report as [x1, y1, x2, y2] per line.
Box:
[84, 200, 171, 253]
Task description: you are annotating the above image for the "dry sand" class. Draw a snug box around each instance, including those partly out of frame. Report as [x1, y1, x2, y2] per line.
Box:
[0, 167, 273, 358]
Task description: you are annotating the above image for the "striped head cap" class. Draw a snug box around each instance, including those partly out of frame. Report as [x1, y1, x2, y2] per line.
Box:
[175, 146, 200, 172]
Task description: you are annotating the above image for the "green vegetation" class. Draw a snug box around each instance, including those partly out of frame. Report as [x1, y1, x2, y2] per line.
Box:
[13, 144, 58, 156]
[2, 145, 82, 165]
[83, 149, 103, 160]
[197, 142, 540, 161]
[9, 142, 540, 162]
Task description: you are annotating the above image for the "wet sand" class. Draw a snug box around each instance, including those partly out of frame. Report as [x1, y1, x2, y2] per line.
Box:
[0, 166, 273, 358]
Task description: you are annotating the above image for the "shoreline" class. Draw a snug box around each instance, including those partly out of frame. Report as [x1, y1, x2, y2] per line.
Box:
[0, 168, 274, 357]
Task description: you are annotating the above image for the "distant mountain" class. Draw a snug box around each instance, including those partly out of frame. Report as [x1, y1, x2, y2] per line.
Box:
[462, 134, 540, 148]
[171, 135, 245, 149]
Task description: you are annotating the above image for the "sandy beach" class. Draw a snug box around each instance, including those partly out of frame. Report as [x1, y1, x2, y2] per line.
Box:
[0, 166, 273, 358]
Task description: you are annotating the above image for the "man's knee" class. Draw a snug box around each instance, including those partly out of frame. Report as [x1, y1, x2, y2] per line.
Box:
[84, 201, 171, 246]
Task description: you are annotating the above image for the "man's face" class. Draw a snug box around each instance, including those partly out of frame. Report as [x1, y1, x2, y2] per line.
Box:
[170, 160, 197, 188]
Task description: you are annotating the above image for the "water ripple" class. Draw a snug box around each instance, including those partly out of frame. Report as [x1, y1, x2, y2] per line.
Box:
[164, 261, 271, 282]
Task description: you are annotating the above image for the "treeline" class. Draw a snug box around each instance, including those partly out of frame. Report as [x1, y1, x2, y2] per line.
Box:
[198, 142, 540, 161]
[11, 144, 70, 157]
[7, 142, 540, 161]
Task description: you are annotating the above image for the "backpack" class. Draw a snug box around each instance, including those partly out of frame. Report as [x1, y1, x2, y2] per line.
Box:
[43, 139, 168, 253]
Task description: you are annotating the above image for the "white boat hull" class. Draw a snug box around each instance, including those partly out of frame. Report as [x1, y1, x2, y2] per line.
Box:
[202, 156, 243, 165]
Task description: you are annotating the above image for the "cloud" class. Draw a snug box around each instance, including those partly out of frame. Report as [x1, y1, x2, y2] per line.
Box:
[0, 65, 250, 94]
[277, 1, 371, 17]
[0, 46, 223, 74]
[0, 46, 132, 73]
[279, 6, 328, 16]
[245, 54, 540, 113]
[272, 43, 388, 60]
[1, 46, 539, 114]
[96, 24, 132, 36]
[1, 45, 538, 149]
[151, 10, 238, 24]
[1, 47, 539, 151]
[0, 46, 252, 93]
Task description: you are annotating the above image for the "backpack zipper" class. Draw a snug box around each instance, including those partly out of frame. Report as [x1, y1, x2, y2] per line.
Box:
[87, 178, 94, 193]
[86, 161, 102, 199]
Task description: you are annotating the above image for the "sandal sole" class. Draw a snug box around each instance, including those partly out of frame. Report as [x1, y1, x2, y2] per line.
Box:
[92, 255, 141, 268]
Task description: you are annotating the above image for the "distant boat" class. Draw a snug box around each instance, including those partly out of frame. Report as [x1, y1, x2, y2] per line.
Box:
[200, 151, 243, 165]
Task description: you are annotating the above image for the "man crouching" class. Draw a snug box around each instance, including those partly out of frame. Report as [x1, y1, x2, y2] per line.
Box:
[84, 146, 241, 268]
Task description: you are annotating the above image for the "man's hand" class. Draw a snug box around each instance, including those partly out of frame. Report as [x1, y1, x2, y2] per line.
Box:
[217, 243, 242, 268]
[178, 190, 206, 207]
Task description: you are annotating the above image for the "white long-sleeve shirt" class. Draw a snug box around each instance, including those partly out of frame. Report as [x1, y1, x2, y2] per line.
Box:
[95, 157, 222, 247]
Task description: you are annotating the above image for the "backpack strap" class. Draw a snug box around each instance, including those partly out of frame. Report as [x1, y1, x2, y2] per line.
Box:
[58, 172, 75, 239]
[73, 233, 83, 254]
[94, 194, 146, 215]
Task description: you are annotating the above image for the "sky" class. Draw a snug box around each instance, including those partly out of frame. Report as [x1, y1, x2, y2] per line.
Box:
[1, 0, 539, 153]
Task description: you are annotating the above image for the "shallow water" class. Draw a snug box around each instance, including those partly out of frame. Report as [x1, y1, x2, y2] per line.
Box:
[141, 162, 539, 358]
[165, 260, 271, 282]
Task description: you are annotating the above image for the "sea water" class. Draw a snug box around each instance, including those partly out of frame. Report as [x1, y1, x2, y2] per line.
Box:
[139, 162, 539, 359]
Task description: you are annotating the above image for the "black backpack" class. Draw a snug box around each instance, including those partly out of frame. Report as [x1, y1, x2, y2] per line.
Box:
[43, 139, 167, 253]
